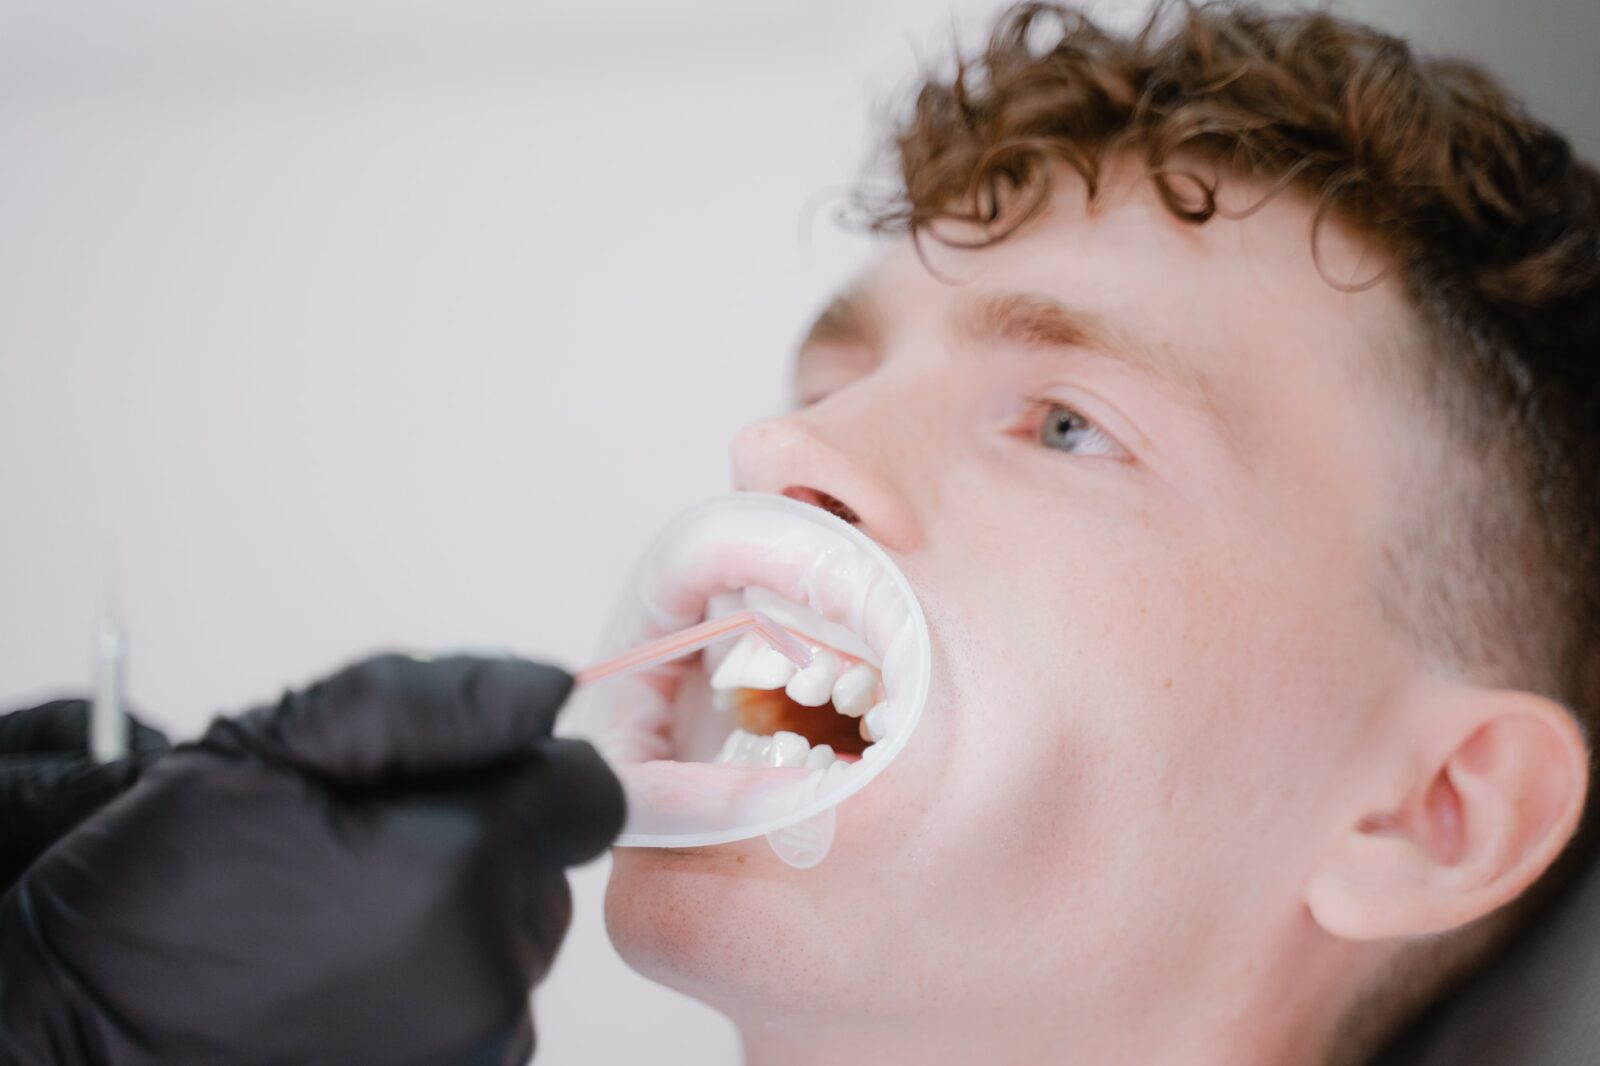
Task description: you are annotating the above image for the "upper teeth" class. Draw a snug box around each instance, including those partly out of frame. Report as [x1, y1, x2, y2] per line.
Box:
[710, 634, 881, 710]
[743, 645, 800, 689]
[861, 701, 890, 742]
[830, 663, 878, 717]
[705, 633, 891, 772]
[785, 649, 840, 707]
[709, 638, 756, 690]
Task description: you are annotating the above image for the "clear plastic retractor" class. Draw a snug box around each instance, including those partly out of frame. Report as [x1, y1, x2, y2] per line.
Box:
[562, 493, 932, 868]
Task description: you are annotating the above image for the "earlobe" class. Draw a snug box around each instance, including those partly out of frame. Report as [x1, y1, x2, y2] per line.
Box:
[1305, 687, 1588, 942]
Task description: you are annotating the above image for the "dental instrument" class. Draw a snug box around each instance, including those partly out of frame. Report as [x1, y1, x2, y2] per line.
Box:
[576, 610, 812, 688]
[90, 610, 128, 763]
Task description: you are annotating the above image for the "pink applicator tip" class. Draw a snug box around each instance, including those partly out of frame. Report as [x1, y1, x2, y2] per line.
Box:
[575, 609, 812, 688]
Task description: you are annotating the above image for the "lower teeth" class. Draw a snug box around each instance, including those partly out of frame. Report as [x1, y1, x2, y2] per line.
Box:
[712, 727, 851, 770]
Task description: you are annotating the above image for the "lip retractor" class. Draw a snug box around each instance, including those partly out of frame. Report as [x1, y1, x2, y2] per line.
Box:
[562, 493, 933, 868]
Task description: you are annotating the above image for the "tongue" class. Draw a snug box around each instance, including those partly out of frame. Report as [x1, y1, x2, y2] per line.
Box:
[733, 689, 871, 756]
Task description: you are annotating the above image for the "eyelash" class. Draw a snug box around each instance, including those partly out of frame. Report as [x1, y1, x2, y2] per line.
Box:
[1027, 399, 1123, 459]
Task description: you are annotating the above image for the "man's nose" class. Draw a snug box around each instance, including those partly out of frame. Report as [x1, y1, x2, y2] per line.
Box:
[730, 415, 922, 553]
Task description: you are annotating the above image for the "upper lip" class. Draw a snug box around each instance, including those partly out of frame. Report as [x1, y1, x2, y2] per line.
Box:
[622, 508, 909, 669]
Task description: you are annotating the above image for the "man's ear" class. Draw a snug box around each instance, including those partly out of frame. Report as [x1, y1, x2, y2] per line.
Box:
[1305, 683, 1589, 941]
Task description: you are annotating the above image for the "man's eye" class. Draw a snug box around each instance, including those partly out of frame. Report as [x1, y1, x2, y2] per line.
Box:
[1037, 402, 1120, 458]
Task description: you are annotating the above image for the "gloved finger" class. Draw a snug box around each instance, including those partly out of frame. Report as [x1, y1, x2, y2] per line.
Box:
[0, 751, 162, 888]
[494, 737, 626, 869]
[503, 862, 575, 990]
[0, 699, 171, 756]
[199, 654, 576, 784]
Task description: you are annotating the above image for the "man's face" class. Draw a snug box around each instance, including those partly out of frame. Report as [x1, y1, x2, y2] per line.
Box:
[606, 162, 1423, 1041]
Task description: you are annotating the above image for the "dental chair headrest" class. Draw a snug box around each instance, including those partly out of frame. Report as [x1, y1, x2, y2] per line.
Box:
[1368, 839, 1600, 1065]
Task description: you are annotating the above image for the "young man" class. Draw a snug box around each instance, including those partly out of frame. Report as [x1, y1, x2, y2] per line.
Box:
[3, 3, 1596, 1064]
[603, 4, 1600, 1064]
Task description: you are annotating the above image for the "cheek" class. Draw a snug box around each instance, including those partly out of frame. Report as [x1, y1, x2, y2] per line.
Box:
[913, 503, 1330, 907]
[1055, 523, 1392, 907]
[853, 575, 1134, 943]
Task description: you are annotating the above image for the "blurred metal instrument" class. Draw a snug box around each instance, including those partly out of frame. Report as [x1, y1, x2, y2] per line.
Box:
[90, 609, 128, 763]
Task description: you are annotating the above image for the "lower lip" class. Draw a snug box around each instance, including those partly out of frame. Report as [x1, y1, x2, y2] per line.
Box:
[620, 759, 809, 823]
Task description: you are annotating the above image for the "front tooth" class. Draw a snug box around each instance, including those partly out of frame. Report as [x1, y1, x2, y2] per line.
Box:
[862, 701, 890, 742]
[713, 730, 745, 765]
[746, 735, 775, 767]
[804, 744, 836, 770]
[784, 650, 841, 707]
[831, 664, 880, 717]
[732, 730, 762, 766]
[767, 730, 810, 768]
[743, 645, 799, 690]
[710, 636, 758, 690]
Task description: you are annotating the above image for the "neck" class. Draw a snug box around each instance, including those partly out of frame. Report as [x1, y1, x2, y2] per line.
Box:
[732, 926, 1370, 1066]
[738, 1008, 1326, 1066]
[739, 1022, 1319, 1066]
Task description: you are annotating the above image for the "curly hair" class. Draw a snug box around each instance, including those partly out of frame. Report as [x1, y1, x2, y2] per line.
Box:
[864, 1, 1600, 1059]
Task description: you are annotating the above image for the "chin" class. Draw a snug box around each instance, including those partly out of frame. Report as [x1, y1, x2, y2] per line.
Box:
[603, 830, 898, 1021]
[606, 842, 795, 1010]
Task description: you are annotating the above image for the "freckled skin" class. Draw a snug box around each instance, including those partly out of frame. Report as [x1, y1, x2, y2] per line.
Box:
[605, 161, 1427, 1065]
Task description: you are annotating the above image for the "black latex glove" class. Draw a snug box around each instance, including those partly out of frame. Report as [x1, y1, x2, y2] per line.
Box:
[0, 654, 625, 1066]
[0, 699, 171, 890]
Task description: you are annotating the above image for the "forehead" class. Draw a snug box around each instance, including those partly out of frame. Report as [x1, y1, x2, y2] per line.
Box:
[801, 164, 1415, 453]
[838, 171, 1391, 347]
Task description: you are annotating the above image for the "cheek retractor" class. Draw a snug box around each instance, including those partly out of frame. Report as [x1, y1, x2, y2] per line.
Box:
[562, 492, 933, 870]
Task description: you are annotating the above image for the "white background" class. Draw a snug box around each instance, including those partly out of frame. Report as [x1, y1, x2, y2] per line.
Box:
[1, 1, 1593, 1062]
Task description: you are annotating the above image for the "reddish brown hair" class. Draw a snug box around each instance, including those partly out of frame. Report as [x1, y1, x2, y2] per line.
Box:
[863, 1, 1600, 1058]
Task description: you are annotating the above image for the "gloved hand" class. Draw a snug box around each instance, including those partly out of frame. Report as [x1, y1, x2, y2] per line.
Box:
[0, 654, 625, 1066]
[0, 699, 171, 890]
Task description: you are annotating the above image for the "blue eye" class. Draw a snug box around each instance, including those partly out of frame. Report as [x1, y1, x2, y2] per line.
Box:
[1038, 403, 1119, 457]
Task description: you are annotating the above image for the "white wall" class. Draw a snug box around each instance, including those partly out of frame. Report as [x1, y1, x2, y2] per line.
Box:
[0, 1, 1591, 1062]
[1324, 0, 1600, 161]
[0, 1, 1017, 1061]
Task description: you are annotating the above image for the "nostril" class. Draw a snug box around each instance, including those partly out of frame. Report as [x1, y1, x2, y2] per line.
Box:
[782, 487, 862, 526]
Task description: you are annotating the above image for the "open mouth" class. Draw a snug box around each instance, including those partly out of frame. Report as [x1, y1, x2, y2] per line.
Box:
[564, 493, 930, 850]
[687, 588, 890, 770]
[709, 638, 881, 765]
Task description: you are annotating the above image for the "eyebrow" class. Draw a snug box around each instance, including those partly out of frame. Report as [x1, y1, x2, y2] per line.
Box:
[797, 287, 1214, 416]
[952, 291, 1209, 403]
